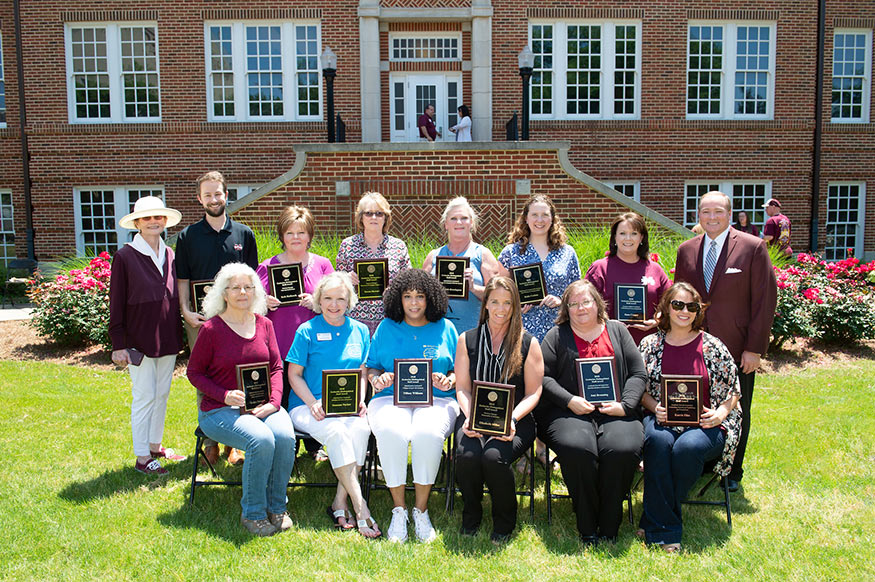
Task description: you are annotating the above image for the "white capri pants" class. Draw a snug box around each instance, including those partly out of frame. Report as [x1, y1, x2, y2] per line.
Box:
[367, 396, 460, 488]
[290, 405, 371, 469]
[128, 354, 177, 457]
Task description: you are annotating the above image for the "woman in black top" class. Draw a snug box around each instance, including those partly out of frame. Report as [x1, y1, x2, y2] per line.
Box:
[454, 276, 543, 544]
[536, 279, 646, 545]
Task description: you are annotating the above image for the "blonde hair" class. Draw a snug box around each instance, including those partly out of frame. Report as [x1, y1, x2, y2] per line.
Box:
[276, 205, 315, 249]
[311, 272, 359, 314]
[355, 192, 392, 234]
[440, 196, 478, 233]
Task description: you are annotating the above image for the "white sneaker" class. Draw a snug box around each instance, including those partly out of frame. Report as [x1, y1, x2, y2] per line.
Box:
[412, 507, 437, 543]
[386, 506, 409, 543]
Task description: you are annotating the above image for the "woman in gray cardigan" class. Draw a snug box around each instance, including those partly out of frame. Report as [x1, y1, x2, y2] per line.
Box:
[535, 279, 646, 545]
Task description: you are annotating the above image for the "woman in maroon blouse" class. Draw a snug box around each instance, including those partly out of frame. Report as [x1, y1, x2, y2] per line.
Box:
[585, 212, 671, 345]
[637, 282, 742, 552]
[536, 280, 646, 545]
[109, 196, 185, 476]
[734, 211, 760, 237]
[188, 263, 295, 537]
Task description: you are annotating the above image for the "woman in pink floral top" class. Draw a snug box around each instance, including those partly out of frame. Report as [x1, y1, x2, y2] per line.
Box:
[336, 192, 411, 335]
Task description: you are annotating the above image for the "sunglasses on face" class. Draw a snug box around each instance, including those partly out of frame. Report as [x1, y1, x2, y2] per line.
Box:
[363, 211, 386, 218]
[670, 300, 701, 313]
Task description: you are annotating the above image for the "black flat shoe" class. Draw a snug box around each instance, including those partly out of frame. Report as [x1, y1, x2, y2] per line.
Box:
[723, 478, 740, 493]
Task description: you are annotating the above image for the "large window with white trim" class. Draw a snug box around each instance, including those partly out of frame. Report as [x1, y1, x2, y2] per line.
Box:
[825, 182, 866, 260]
[0, 31, 6, 127]
[205, 21, 321, 121]
[73, 187, 163, 255]
[831, 30, 872, 123]
[0, 190, 14, 265]
[684, 181, 770, 229]
[687, 22, 776, 119]
[64, 23, 161, 123]
[529, 21, 641, 120]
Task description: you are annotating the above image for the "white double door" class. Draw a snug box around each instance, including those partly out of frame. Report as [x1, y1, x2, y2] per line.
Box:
[389, 74, 461, 142]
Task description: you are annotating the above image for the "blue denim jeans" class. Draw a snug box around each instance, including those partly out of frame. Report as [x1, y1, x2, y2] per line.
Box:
[640, 415, 725, 545]
[198, 406, 295, 520]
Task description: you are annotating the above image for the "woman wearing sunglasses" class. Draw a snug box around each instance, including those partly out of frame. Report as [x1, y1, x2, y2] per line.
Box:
[336, 192, 411, 335]
[637, 282, 742, 552]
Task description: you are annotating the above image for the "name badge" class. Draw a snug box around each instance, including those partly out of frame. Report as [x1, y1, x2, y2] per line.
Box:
[317, 333, 333, 341]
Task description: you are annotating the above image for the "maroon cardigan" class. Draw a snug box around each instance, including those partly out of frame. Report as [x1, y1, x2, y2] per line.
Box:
[108, 244, 183, 357]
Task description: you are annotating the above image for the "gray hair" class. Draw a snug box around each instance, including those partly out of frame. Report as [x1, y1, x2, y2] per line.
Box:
[202, 263, 267, 319]
[311, 272, 358, 314]
[440, 196, 478, 233]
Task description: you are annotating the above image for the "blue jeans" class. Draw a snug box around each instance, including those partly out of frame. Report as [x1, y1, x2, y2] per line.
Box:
[640, 415, 725, 545]
[198, 406, 295, 520]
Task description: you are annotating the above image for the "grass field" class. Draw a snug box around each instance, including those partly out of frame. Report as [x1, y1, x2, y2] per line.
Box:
[1, 357, 872, 581]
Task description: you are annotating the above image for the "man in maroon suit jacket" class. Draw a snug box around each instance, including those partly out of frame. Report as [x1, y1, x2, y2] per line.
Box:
[674, 191, 777, 491]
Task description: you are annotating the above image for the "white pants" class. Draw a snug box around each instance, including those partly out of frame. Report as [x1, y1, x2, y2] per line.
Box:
[367, 396, 459, 488]
[129, 354, 176, 457]
[290, 405, 371, 469]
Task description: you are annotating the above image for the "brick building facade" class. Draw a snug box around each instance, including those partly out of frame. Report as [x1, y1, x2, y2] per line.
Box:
[0, 1, 872, 262]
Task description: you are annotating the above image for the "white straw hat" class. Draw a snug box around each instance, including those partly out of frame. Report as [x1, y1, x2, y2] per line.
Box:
[119, 196, 182, 230]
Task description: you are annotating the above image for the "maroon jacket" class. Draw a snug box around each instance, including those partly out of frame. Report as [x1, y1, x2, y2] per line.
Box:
[108, 244, 183, 357]
[674, 227, 777, 361]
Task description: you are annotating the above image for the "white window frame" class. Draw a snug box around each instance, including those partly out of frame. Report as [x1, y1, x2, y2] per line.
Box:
[604, 181, 640, 202]
[388, 33, 462, 62]
[0, 31, 6, 128]
[528, 20, 642, 120]
[825, 182, 866, 260]
[204, 20, 322, 122]
[226, 184, 262, 203]
[831, 29, 872, 123]
[73, 186, 164, 255]
[684, 180, 772, 229]
[64, 22, 162, 124]
[686, 21, 776, 120]
[0, 189, 14, 265]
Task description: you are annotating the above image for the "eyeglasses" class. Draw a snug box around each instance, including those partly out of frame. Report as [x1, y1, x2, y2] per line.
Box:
[363, 211, 386, 218]
[139, 215, 166, 221]
[228, 285, 256, 294]
[670, 300, 701, 313]
[567, 299, 595, 310]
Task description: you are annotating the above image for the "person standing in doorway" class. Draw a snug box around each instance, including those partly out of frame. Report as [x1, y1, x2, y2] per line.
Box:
[418, 104, 441, 142]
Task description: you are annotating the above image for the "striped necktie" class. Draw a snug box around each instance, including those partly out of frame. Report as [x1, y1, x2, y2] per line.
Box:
[704, 240, 718, 292]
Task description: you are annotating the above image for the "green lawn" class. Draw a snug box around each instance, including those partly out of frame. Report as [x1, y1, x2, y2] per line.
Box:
[1, 359, 872, 581]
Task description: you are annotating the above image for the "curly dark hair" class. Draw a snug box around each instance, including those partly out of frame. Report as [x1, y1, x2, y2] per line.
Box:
[382, 269, 449, 323]
[655, 282, 708, 332]
[507, 194, 568, 252]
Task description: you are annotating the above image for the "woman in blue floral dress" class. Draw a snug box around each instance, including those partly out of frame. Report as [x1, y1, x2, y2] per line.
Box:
[498, 195, 581, 341]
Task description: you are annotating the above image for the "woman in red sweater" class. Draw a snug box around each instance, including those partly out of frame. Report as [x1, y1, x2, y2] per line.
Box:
[188, 263, 295, 537]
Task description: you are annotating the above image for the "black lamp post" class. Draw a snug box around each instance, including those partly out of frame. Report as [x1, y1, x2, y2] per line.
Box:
[518, 45, 534, 141]
[321, 47, 337, 143]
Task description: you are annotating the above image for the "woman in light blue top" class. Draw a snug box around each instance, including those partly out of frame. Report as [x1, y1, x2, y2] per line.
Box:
[423, 196, 502, 335]
[498, 195, 581, 341]
[366, 269, 459, 544]
[286, 272, 379, 538]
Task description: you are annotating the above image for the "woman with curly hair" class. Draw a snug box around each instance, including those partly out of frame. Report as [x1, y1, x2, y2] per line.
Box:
[366, 269, 459, 544]
[423, 197, 502, 335]
[188, 263, 295, 537]
[497, 195, 581, 341]
[637, 282, 742, 552]
[585, 212, 671, 345]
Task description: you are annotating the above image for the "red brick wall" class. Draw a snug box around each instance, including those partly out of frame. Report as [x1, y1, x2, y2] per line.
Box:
[232, 145, 639, 242]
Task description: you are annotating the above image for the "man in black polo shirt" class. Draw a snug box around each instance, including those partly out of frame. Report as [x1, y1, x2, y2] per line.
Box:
[176, 170, 258, 464]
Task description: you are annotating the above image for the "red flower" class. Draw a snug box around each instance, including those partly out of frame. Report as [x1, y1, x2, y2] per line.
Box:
[650, 253, 660, 263]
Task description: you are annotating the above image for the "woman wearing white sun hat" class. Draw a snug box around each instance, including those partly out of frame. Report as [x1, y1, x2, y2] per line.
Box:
[109, 196, 186, 475]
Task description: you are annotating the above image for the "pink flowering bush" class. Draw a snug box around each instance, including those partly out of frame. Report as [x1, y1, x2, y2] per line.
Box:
[28, 252, 112, 347]
[771, 252, 875, 349]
